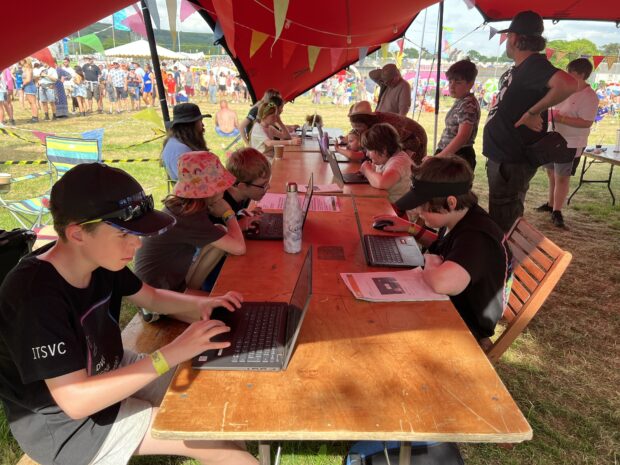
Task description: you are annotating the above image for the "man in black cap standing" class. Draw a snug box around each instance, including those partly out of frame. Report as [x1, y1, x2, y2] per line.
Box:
[483, 10, 577, 232]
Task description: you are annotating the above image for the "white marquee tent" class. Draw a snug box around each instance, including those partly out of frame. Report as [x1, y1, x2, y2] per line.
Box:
[104, 39, 183, 60]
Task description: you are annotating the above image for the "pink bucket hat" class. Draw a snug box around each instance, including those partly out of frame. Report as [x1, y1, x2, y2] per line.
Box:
[173, 151, 236, 199]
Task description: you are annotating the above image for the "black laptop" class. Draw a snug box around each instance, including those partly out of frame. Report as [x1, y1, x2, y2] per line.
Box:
[245, 174, 314, 240]
[352, 197, 424, 268]
[319, 133, 350, 163]
[327, 151, 368, 185]
[192, 248, 313, 371]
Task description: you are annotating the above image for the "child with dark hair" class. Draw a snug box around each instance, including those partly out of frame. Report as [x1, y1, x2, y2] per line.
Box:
[434, 59, 480, 169]
[359, 122, 413, 204]
[373, 156, 513, 342]
[0, 163, 257, 465]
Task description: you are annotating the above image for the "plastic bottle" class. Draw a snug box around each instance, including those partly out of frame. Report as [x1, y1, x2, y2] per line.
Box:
[283, 182, 302, 254]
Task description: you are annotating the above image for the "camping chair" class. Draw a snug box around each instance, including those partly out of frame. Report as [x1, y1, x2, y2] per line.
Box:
[0, 136, 101, 229]
[484, 218, 572, 363]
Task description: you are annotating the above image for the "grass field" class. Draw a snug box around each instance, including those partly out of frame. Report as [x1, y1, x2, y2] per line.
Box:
[0, 94, 619, 465]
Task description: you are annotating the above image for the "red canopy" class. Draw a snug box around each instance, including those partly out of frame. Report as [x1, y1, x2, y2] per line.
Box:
[474, 1, 620, 23]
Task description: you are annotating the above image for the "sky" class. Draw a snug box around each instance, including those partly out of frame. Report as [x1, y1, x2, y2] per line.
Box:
[110, 0, 620, 57]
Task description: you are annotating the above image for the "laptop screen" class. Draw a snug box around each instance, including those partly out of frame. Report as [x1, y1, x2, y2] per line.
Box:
[351, 197, 371, 264]
[300, 174, 314, 226]
[282, 247, 313, 369]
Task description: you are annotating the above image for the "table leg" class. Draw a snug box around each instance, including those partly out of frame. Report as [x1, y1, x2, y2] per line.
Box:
[567, 156, 587, 205]
[258, 441, 271, 465]
[399, 441, 412, 465]
[607, 165, 615, 206]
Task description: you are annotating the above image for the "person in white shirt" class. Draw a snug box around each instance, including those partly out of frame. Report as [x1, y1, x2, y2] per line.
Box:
[536, 58, 599, 228]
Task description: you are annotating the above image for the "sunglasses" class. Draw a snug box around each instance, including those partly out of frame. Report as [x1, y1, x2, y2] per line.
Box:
[79, 195, 154, 225]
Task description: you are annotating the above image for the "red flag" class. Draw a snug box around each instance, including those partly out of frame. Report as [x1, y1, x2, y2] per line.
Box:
[180, 0, 197, 22]
[397, 38, 405, 54]
[31, 47, 55, 67]
[281, 41, 296, 68]
[122, 13, 147, 39]
[330, 48, 345, 70]
[213, 0, 236, 57]
[545, 48, 555, 60]
[593, 55, 605, 70]
[499, 33, 507, 46]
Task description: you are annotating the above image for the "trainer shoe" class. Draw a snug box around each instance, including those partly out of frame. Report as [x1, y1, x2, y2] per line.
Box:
[536, 202, 553, 212]
[551, 210, 566, 228]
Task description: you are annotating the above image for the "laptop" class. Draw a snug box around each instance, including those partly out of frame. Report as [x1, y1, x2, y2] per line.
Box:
[245, 174, 314, 240]
[352, 197, 425, 268]
[327, 150, 368, 185]
[320, 133, 350, 163]
[192, 247, 313, 371]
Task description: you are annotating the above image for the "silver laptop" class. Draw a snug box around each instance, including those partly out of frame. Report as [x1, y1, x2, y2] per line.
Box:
[245, 174, 314, 240]
[192, 247, 313, 371]
[352, 197, 424, 268]
[327, 150, 368, 185]
[320, 132, 350, 163]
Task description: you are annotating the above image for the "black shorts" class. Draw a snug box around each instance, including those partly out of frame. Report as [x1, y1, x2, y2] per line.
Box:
[434, 146, 476, 171]
[218, 84, 226, 92]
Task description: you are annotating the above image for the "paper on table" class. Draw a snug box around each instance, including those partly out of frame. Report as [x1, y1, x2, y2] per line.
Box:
[257, 193, 340, 212]
[298, 183, 342, 193]
[340, 268, 449, 302]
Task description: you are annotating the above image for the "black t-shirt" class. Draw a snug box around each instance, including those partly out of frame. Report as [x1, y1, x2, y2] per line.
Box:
[427, 205, 513, 339]
[0, 243, 142, 465]
[483, 54, 559, 163]
[82, 63, 101, 82]
[209, 190, 251, 225]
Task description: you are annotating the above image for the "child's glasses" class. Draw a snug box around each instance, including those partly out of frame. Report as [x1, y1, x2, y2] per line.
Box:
[245, 181, 270, 191]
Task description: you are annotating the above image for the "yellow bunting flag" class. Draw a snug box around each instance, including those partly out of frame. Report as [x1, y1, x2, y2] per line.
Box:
[605, 56, 618, 69]
[165, 0, 177, 50]
[132, 108, 164, 129]
[249, 30, 269, 57]
[555, 51, 567, 61]
[396, 51, 404, 69]
[273, 0, 290, 44]
[381, 43, 389, 59]
[308, 46, 321, 72]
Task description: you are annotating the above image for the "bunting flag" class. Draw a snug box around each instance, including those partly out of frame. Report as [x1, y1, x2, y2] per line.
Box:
[307, 46, 320, 72]
[213, 0, 236, 57]
[122, 14, 147, 39]
[396, 51, 404, 69]
[397, 38, 405, 54]
[381, 43, 389, 59]
[180, 0, 197, 22]
[592, 56, 605, 69]
[113, 9, 130, 31]
[281, 41, 297, 68]
[132, 108, 164, 129]
[31, 48, 56, 67]
[249, 30, 269, 57]
[463, 0, 475, 9]
[499, 33, 507, 45]
[330, 48, 345, 70]
[488, 26, 498, 40]
[81, 128, 104, 153]
[555, 50, 567, 61]
[273, 0, 289, 45]
[213, 21, 224, 42]
[605, 56, 618, 69]
[358, 46, 368, 66]
[144, 0, 161, 29]
[32, 131, 54, 144]
[165, 0, 178, 50]
[71, 33, 105, 53]
[546, 48, 555, 59]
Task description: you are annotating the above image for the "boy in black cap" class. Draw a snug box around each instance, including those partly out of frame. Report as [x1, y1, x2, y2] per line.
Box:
[0, 163, 257, 465]
[373, 156, 513, 342]
[483, 10, 577, 232]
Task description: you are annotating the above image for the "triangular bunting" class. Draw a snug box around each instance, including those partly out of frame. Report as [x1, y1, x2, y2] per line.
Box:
[545, 48, 555, 59]
[72, 34, 105, 54]
[144, 0, 160, 29]
[330, 48, 345, 70]
[555, 51, 567, 61]
[396, 38, 405, 54]
[213, 0, 236, 57]
[308, 46, 321, 72]
[592, 56, 605, 69]
[31, 48, 56, 67]
[165, 0, 177, 50]
[381, 43, 389, 59]
[281, 41, 297, 68]
[605, 56, 618, 69]
[180, 0, 197, 22]
[122, 13, 147, 39]
[249, 30, 269, 57]
[113, 9, 130, 31]
[463, 0, 475, 9]
[81, 128, 104, 153]
[32, 131, 54, 144]
[499, 33, 507, 45]
[273, 0, 290, 44]
[132, 108, 164, 128]
[488, 26, 498, 40]
[396, 51, 404, 68]
[358, 46, 368, 66]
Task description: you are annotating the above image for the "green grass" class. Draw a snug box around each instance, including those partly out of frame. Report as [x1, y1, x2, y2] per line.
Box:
[1, 95, 619, 465]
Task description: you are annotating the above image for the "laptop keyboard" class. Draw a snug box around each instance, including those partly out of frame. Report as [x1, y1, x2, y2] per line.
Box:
[367, 236, 404, 264]
[260, 214, 283, 237]
[231, 303, 286, 364]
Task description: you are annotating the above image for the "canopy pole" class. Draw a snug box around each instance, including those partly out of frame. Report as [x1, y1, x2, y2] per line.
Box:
[141, 0, 170, 123]
[412, 9, 428, 117]
[433, 1, 444, 153]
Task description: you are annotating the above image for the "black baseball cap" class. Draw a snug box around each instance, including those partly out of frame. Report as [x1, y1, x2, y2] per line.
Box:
[498, 10, 544, 36]
[166, 103, 211, 129]
[395, 178, 473, 211]
[50, 163, 175, 236]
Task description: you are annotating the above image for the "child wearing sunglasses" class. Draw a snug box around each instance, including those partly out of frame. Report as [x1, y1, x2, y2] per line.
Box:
[0, 163, 257, 465]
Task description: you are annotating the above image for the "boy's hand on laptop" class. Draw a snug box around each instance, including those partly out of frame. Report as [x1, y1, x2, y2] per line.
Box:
[165, 319, 232, 364]
[238, 215, 260, 231]
[199, 290, 244, 320]
[372, 214, 410, 233]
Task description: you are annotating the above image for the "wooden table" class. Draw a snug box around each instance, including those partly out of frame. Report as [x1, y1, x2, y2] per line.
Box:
[152, 190, 532, 463]
[568, 145, 620, 205]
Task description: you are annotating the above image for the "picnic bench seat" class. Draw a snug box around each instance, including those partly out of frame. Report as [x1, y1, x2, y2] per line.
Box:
[16, 313, 186, 465]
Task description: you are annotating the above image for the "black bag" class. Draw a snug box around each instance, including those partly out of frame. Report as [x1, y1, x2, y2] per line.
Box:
[524, 113, 575, 167]
[0, 229, 36, 284]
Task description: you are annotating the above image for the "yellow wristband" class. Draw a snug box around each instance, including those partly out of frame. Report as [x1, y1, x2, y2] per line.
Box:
[407, 225, 418, 235]
[150, 350, 170, 376]
[221, 209, 235, 222]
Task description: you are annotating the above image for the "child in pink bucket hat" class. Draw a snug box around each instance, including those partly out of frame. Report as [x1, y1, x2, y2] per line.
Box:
[135, 151, 247, 318]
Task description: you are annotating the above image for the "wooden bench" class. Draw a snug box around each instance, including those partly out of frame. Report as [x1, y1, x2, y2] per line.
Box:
[16, 313, 186, 465]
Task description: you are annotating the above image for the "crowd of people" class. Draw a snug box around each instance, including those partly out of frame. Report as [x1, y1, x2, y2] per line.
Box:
[0, 9, 607, 465]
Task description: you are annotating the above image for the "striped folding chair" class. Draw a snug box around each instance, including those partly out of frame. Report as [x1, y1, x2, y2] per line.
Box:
[0, 136, 101, 229]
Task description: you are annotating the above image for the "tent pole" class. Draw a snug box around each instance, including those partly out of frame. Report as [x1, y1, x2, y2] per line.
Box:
[141, 0, 170, 123]
[412, 8, 428, 116]
[433, 1, 444, 153]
